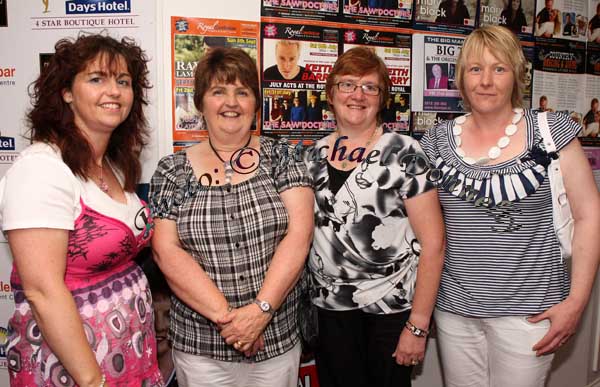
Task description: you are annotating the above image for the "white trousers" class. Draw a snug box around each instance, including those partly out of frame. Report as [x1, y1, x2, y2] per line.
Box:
[434, 309, 554, 387]
[172, 342, 301, 387]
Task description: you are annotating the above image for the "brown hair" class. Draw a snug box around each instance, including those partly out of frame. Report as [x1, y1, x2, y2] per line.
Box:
[456, 25, 526, 111]
[325, 46, 391, 125]
[27, 34, 151, 192]
[193, 47, 260, 113]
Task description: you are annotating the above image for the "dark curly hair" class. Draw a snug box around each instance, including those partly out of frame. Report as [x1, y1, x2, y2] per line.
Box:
[27, 34, 151, 191]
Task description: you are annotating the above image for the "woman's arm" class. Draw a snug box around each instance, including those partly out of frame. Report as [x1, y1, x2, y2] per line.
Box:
[7, 228, 104, 387]
[151, 218, 229, 323]
[392, 189, 446, 365]
[219, 186, 314, 351]
[530, 138, 600, 355]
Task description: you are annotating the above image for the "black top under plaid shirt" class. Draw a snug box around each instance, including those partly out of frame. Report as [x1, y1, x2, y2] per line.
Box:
[149, 136, 312, 362]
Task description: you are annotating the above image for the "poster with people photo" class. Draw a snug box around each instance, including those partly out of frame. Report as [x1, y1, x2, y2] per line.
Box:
[171, 17, 259, 148]
[342, 0, 413, 27]
[410, 111, 459, 138]
[342, 29, 412, 132]
[261, 23, 339, 141]
[478, 0, 535, 38]
[261, 0, 341, 22]
[413, 0, 478, 34]
[581, 46, 600, 145]
[588, 0, 600, 47]
[412, 33, 464, 112]
[534, 0, 588, 41]
[523, 44, 535, 108]
[532, 40, 586, 123]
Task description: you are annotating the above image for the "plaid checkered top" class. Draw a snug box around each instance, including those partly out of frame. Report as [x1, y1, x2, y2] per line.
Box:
[149, 136, 312, 362]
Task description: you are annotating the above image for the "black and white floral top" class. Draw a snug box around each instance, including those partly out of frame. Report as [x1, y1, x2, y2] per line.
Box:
[305, 130, 435, 314]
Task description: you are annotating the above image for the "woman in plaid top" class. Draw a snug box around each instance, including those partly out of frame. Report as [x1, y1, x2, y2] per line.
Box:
[149, 48, 314, 387]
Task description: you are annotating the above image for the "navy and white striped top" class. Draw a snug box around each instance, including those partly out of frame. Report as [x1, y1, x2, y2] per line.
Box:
[420, 109, 581, 317]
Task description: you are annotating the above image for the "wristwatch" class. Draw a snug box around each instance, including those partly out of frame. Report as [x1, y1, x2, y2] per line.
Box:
[254, 299, 274, 315]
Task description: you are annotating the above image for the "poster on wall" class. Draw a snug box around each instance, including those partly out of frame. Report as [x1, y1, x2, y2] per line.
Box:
[411, 33, 464, 112]
[261, 0, 341, 21]
[261, 22, 339, 142]
[532, 40, 586, 121]
[581, 46, 600, 146]
[584, 148, 600, 186]
[170, 17, 259, 150]
[590, 0, 600, 47]
[0, 0, 7, 27]
[412, 0, 477, 34]
[410, 111, 459, 138]
[534, 0, 588, 41]
[478, 0, 535, 39]
[342, 29, 412, 132]
[523, 44, 535, 108]
[342, 0, 413, 27]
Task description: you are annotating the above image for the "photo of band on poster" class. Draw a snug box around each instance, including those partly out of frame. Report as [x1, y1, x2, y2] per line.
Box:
[171, 0, 600, 153]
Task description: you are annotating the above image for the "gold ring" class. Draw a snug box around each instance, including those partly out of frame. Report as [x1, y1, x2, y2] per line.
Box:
[236, 341, 243, 347]
[411, 359, 419, 365]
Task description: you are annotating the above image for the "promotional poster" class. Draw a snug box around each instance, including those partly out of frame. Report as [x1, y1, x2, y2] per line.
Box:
[523, 44, 535, 108]
[0, 0, 7, 27]
[261, 0, 340, 22]
[342, 0, 413, 27]
[261, 22, 339, 141]
[410, 111, 459, 138]
[532, 40, 586, 122]
[412, 33, 464, 112]
[582, 46, 600, 145]
[171, 17, 260, 149]
[343, 29, 412, 132]
[534, 0, 588, 41]
[478, 0, 535, 38]
[413, 0, 478, 34]
[588, 0, 600, 47]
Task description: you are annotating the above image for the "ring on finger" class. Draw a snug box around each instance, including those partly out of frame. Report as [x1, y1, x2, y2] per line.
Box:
[411, 359, 419, 365]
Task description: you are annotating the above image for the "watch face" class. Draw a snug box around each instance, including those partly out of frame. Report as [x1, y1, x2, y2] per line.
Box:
[259, 301, 270, 312]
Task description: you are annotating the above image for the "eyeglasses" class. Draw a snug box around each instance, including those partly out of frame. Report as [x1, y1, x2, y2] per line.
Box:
[336, 81, 381, 96]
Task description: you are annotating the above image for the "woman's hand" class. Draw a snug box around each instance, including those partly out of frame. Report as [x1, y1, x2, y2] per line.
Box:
[243, 334, 265, 357]
[529, 297, 584, 356]
[218, 304, 272, 353]
[392, 328, 426, 366]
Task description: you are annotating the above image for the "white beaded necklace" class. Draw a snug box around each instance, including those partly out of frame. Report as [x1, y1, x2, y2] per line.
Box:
[453, 107, 524, 166]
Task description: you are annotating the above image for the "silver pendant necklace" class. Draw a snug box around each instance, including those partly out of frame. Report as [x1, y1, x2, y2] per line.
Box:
[208, 136, 251, 185]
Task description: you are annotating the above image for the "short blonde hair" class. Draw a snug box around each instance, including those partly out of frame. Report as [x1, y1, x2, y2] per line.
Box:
[456, 26, 526, 111]
[276, 40, 301, 52]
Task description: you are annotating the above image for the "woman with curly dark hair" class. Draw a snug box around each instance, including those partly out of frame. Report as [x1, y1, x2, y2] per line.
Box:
[0, 34, 162, 386]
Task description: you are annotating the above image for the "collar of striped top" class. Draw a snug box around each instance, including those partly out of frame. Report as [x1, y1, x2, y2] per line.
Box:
[430, 111, 550, 208]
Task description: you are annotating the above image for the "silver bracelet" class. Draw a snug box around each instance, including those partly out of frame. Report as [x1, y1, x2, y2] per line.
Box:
[98, 374, 106, 387]
[405, 320, 429, 338]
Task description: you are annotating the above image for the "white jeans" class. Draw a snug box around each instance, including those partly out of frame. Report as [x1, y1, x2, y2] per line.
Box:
[434, 309, 554, 387]
[172, 342, 301, 387]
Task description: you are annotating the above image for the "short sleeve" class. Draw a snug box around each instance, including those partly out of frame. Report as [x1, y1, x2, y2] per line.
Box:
[271, 140, 313, 194]
[397, 137, 436, 200]
[419, 123, 446, 163]
[547, 111, 582, 151]
[149, 154, 182, 220]
[0, 152, 78, 231]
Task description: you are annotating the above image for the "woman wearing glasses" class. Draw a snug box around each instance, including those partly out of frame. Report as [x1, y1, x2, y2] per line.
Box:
[304, 47, 445, 387]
